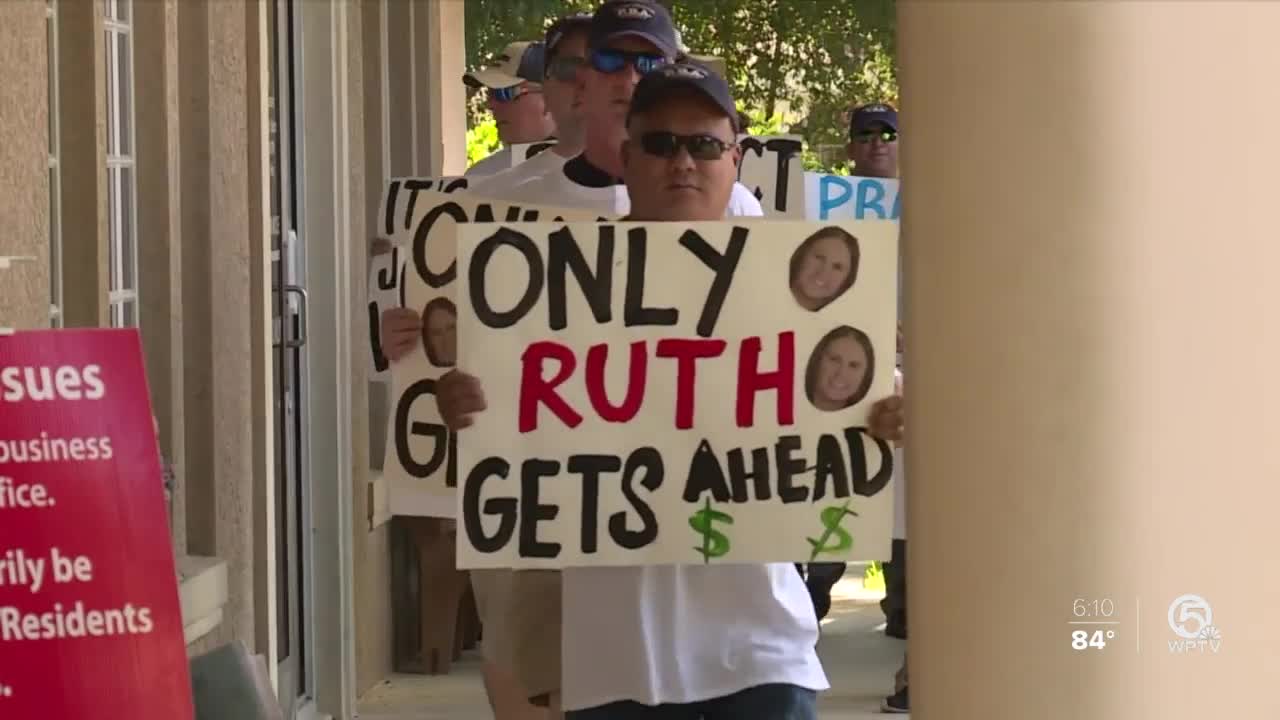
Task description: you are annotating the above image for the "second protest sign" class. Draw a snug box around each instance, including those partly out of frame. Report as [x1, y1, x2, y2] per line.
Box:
[454, 219, 900, 569]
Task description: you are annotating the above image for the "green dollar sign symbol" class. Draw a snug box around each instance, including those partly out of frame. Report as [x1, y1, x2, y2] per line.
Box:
[806, 500, 858, 562]
[688, 497, 734, 563]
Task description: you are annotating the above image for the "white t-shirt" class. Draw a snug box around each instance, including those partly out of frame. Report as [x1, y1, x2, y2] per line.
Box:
[498, 159, 765, 218]
[551, 157, 827, 712]
[464, 146, 513, 178]
[466, 148, 570, 197]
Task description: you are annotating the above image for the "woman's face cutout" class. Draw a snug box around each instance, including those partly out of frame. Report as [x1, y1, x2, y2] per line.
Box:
[425, 307, 457, 366]
[793, 233, 853, 310]
[813, 333, 868, 410]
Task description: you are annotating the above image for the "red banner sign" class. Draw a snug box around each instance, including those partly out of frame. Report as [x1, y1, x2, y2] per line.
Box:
[0, 329, 194, 719]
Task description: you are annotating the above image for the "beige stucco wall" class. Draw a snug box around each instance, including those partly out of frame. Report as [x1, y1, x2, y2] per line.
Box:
[0, 0, 49, 327]
[179, 0, 257, 655]
[357, 0, 395, 695]
[900, 2, 1280, 717]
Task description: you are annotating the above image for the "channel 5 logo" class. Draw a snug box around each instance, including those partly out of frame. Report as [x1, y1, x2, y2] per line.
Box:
[1167, 594, 1223, 654]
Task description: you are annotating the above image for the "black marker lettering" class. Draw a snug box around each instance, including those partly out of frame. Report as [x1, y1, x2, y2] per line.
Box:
[519, 459, 561, 558]
[470, 227, 544, 329]
[369, 302, 389, 374]
[393, 379, 453, 482]
[764, 138, 803, 213]
[383, 180, 401, 236]
[679, 227, 747, 337]
[775, 435, 809, 503]
[847, 427, 893, 497]
[727, 446, 771, 503]
[683, 438, 730, 503]
[462, 457, 516, 553]
[548, 226, 614, 331]
[612, 447, 663, 549]
[623, 227, 677, 328]
[568, 454, 622, 554]
[413, 202, 465, 288]
[812, 433, 849, 501]
[376, 246, 400, 290]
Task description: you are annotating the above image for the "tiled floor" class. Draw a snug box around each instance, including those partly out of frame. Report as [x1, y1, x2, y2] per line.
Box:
[357, 577, 906, 719]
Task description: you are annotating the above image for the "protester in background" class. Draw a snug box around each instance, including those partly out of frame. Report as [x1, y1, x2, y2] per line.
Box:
[844, 99, 910, 714]
[384, 6, 765, 711]
[468, 13, 594, 195]
[463, 40, 557, 177]
[435, 58, 908, 720]
[799, 101, 907, 633]
[494, 0, 761, 215]
[846, 102, 899, 178]
[880, 367, 908, 714]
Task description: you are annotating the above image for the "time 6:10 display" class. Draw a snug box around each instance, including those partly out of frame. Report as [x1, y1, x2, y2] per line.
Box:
[1073, 598, 1115, 617]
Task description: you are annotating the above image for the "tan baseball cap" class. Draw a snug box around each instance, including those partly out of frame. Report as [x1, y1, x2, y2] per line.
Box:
[463, 41, 546, 89]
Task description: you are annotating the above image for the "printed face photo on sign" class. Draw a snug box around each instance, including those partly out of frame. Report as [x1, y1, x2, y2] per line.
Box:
[789, 226, 860, 311]
[422, 297, 458, 368]
[806, 325, 875, 412]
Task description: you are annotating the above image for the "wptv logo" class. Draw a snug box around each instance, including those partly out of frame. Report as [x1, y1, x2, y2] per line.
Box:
[1166, 594, 1223, 654]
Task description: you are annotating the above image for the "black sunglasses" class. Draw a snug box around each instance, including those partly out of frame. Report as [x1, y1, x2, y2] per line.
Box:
[545, 56, 585, 82]
[589, 48, 668, 76]
[639, 132, 736, 161]
[852, 130, 898, 144]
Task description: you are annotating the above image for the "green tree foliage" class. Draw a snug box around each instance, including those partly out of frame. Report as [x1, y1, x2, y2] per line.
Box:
[463, 0, 898, 172]
[663, 0, 897, 165]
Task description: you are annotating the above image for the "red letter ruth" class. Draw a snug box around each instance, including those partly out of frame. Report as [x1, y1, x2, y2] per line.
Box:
[736, 331, 795, 428]
[655, 338, 727, 429]
[519, 341, 583, 432]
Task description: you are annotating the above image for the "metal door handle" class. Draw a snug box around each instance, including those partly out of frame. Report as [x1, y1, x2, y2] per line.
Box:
[283, 285, 308, 348]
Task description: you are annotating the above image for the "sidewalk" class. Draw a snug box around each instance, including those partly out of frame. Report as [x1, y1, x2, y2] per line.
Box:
[357, 574, 905, 719]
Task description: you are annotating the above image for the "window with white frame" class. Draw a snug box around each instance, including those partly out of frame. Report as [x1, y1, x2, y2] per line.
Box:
[47, 0, 63, 327]
[105, 0, 138, 328]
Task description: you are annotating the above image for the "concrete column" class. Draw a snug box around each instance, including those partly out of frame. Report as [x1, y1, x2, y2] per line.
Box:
[0, 0, 50, 329]
[179, 0, 256, 653]
[421, 0, 467, 176]
[385, 0, 414, 177]
[56, 0, 108, 328]
[245, 0, 278, 681]
[135, 0, 187, 554]
[357, 0, 396, 693]
[899, 3, 1280, 718]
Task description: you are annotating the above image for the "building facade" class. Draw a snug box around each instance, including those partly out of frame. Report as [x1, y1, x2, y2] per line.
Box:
[0, 0, 466, 717]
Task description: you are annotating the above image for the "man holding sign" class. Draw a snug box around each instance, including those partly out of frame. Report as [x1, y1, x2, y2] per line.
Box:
[846, 103, 899, 179]
[439, 60, 906, 720]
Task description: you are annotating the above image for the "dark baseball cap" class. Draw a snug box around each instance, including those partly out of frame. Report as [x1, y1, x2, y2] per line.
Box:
[545, 13, 593, 59]
[849, 102, 898, 136]
[628, 60, 739, 133]
[463, 41, 545, 89]
[588, 0, 680, 58]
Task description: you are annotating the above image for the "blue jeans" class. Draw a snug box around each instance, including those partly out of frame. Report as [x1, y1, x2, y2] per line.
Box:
[565, 684, 818, 720]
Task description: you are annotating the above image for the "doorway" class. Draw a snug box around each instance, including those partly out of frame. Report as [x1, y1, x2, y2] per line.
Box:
[268, 0, 315, 716]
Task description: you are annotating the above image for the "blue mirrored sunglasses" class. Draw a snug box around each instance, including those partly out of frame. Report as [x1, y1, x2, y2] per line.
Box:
[490, 84, 540, 103]
[589, 48, 668, 76]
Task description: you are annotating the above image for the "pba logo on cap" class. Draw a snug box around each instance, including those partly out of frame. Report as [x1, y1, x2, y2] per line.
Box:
[662, 64, 708, 80]
[862, 103, 893, 113]
[614, 3, 656, 19]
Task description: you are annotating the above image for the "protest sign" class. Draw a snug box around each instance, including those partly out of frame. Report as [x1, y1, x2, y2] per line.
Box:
[737, 134, 805, 218]
[369, 177, 470, 383]
[804, 172, 901, 221]
[384, 189, 604, 517]
[0, 329, 194, 719]
[453, 219, 900, 568]
[509, 141, 558, 167]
